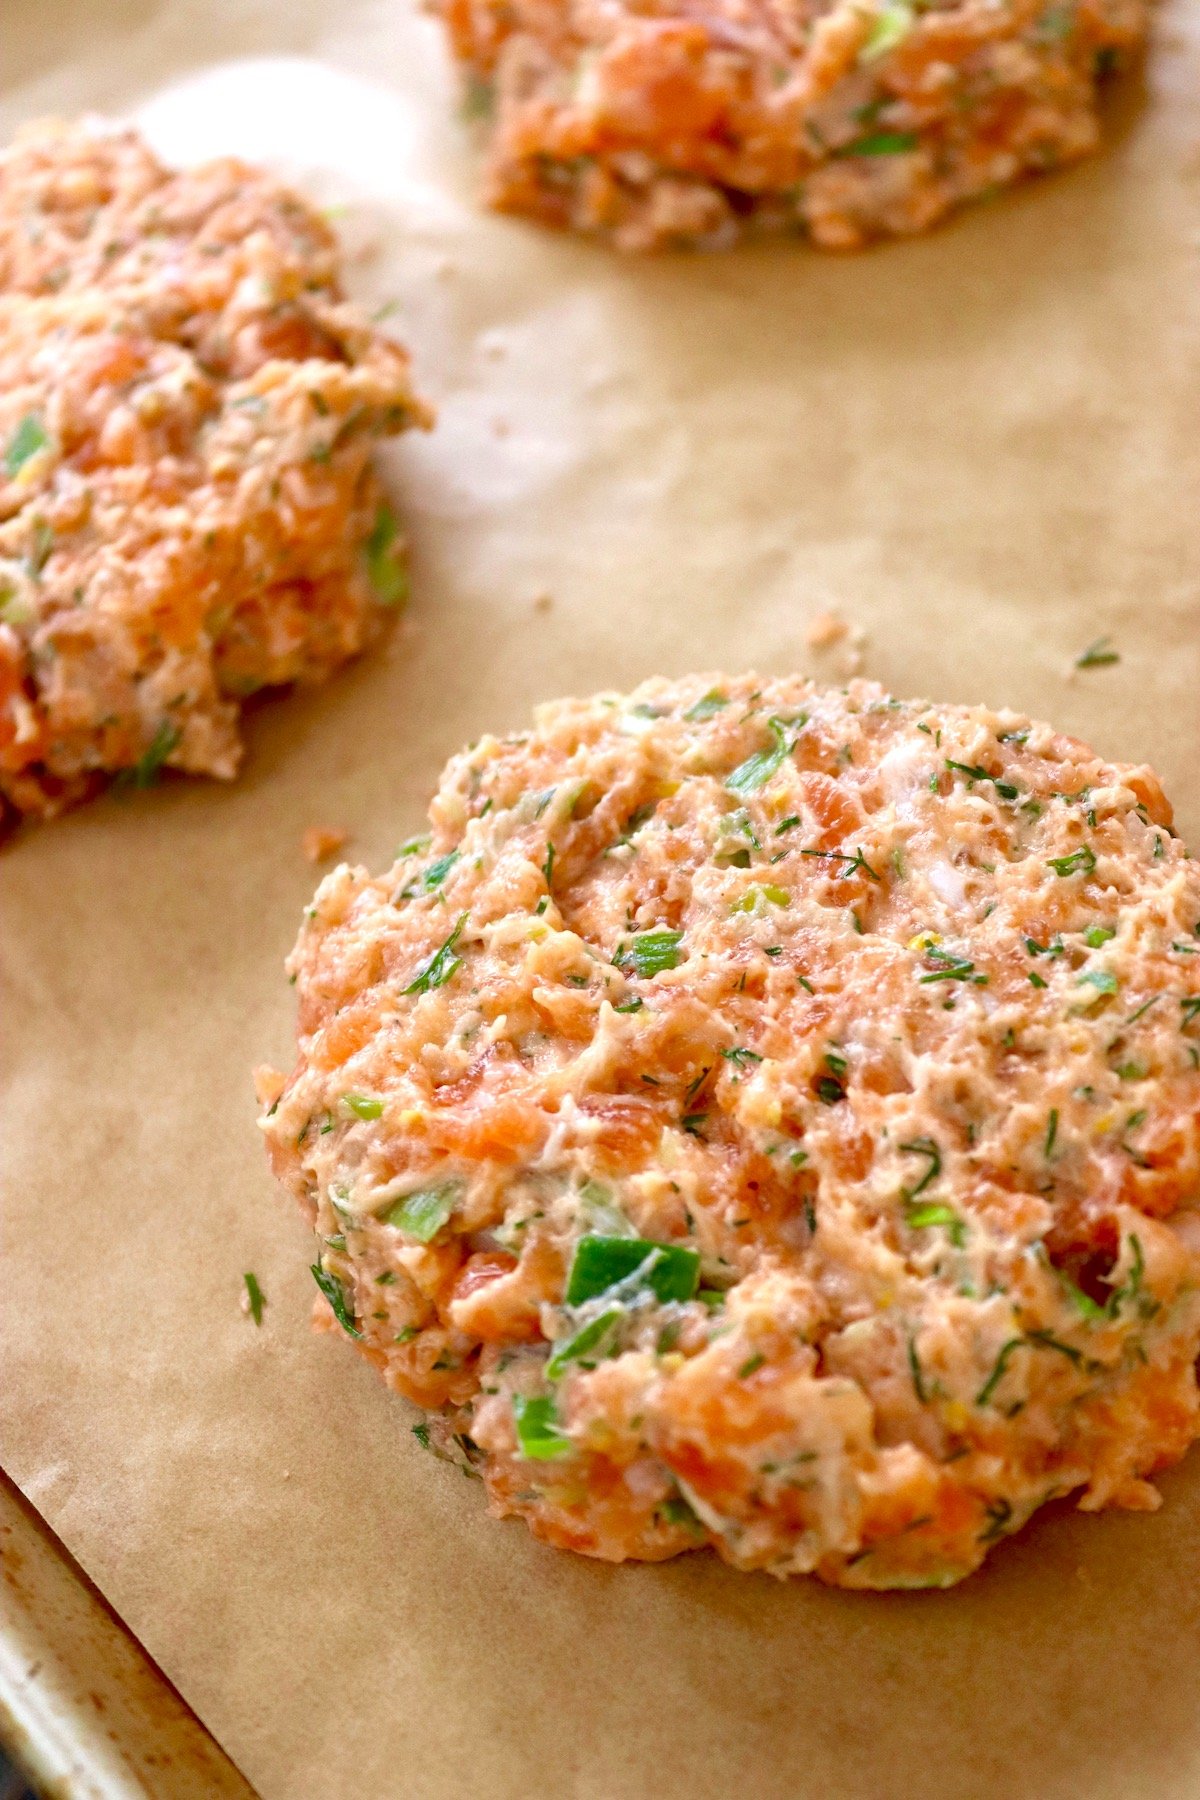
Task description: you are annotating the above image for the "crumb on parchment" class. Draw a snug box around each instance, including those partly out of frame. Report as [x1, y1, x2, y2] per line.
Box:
[303, 825, 350, 863]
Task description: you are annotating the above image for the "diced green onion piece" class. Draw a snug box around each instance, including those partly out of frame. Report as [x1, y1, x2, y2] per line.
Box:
[381, 1182, 458, 1242]
[731, 883, 790, 913]
[1083, 924, 1115, 947]
[116, 720, 180, 791]
[5, 413, 50, 477]
[243, 1271, 266, 1325]
[1058, 1271, 1106, 1321]
[904, 1200, 966, 1247]
[1075, 636, 1119, 669]
[725, 717, 795, 796]
[614, 927, 683, 978]
[546, 1307, 622, 1379]
[343, 1092, 383, 1120]
[513, 1394, 574, 1460]
[845, 130, 920, 155]
[403, 850, 459, 896]
[565, 1234, 701, 1306]
[1047, 846, 1096, 877]
[364, 504, 409, 606]
[684, 689, 729, 721]
[860, 1, 913, 61]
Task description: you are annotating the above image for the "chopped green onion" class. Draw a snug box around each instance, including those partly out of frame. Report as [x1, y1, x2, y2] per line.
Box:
[364, 504, 408, 606]
[860, 1, 913, 61]
[565, 1234, 700, 1306]
[27, 519, 53, 578]
[116, 720, 180, 791]
[906, 1335, 928, 1403]
[381, 1181, 459, 1242]
[844, 130, 920, 155]
[243, 1271, 266, 1325]
[976, 1337, 1023, 1407]
[1083, 924, 1115, 947]
[311, 1264, 360, 1338]
[401, 850, 459, 897]
[1075, 636, 1119, 669]
[684, 689, 729, 721]
[513, 1394, 573, 1460]
[460, 74, 494, 121]
[918, 949, 988, 986]
[945, 760, 1020, 802]
[898, 1137, 941, 1196]
[5, 413, 50, 476]
[614, 927, 684, 978]
[1077, 969, 1118, 995]
[404, 913, 468, 994]
[904, 1200, 966, 1248]
[725, 717, 799, 796]
[1056, 1270, 1105, 1322]
[1047, 846, 1096, 877]
[343, 1092, 383, 1120]
[546, 1308, 622, 1378]
[730, 882, 790, 913]
[799, 846, 881, 883]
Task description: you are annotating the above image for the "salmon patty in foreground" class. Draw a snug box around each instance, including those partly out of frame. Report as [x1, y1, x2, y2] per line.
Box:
[0, 121, 430, 827]
[436, 0, 1148, 250]
[260, 675, 1200, 1587]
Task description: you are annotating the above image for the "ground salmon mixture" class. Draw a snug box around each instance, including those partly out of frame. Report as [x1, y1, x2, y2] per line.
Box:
[261, 675, 1200, 1586]
[0, 121, 430, 826]
[435, 0, 1149, 250]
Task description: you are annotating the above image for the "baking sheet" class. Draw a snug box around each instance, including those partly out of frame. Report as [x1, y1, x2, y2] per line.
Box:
[3, 3, 1200, 1796]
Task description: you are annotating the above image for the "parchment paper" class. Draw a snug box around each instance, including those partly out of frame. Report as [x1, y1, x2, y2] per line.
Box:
[3, 3, 1200, 1796]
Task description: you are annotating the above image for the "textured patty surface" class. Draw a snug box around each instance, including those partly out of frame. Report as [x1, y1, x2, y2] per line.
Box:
[261, 675, 1200, 1587]
[436, 0, 1148, 250]
[0, 121, 430, 825]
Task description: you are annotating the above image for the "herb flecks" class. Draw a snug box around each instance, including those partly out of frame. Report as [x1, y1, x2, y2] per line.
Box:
[725, 716, 803, 796]
[404, 913, 468, 995]
[1075, 636, 1120, 669]
[311, 1263, 360, 1338]
[5, 413, 50, 477]
[1047, 846, 1097, 879]
[899, 1136, 942, 1198]
[919, 947, 988, 986]
[243, 1272, 266, 1325]
[799, 845, 882, 883]
[945, 759, 1020, 802]
[364, 504, 408, 606]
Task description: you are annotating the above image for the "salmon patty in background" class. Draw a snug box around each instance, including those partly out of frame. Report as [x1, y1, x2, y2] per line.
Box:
[436, 0, 1149, 250]
[0, 120, 430, 828]
[260, 675, 1200, 1589]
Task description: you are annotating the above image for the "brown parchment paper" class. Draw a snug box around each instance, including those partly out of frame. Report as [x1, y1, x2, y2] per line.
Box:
[3, 4, 1200, 1796]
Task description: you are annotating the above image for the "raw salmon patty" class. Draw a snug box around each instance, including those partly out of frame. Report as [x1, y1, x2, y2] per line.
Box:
[261, 675, 1200, 1586]
[0, 120, 430, 826]
[436, 0, 1148, 250]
